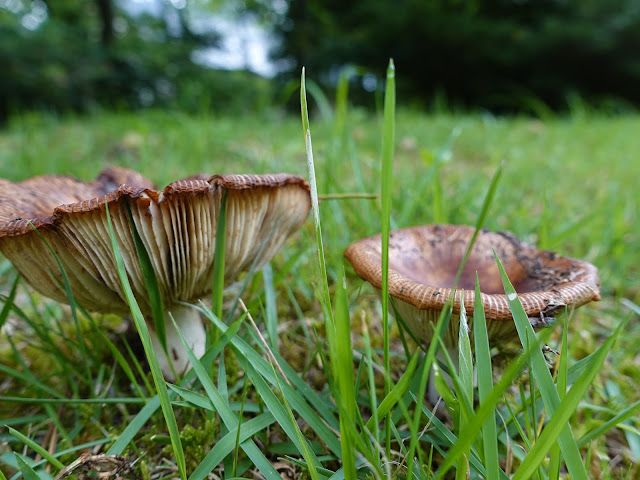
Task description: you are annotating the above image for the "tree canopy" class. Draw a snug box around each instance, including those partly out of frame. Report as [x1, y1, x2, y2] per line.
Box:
[3, 0, 640, 117]
[272, 0, 640, 112]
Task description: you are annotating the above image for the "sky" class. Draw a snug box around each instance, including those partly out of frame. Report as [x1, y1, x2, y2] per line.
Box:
[123, 0, 280, 77]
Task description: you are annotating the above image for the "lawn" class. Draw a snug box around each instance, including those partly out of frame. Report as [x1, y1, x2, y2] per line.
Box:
[0, 92, 639, 479]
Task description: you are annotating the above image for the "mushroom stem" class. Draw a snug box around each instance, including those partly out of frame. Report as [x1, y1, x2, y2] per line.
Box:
[148, 305, 206, 380]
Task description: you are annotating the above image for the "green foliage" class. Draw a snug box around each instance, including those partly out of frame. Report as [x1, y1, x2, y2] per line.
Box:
[274, 0, 640, 112]
[0, 1, 273, 119]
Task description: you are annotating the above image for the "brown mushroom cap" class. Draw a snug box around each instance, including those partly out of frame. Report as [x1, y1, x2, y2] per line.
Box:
[345, 224, 600, 347]
[0, 168, 311, 317]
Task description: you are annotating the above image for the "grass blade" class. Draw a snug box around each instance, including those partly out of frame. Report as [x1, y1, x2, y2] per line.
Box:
[380, 57, 396, 458]
[473, 275, 499, 479]
[104, 202, 186, 480]
[456, 293, 473, 480]
[105, 398, 159, 455]
[254, 357, 323, 480]
[169, 314, 282, 480]
[333, 266, 357, 479]
[8, 427, 65, 471]
[262, 263, 279, 351]
[512, 316, 627, 480]
[199, 304, 342, 456]
[549, 311, 570, 479]
[435, 321, 555, 479]
[453, 161, 503, 287]
[212, 190, 228, 321]
[494, 252, 588, 480]
[14, 454, 41, 480]
[0, 275, 19, 332]
[300, 68, 333, 324]
[577, 399, 640, 447]
[189, 413, 276, 480]
[125, 201, 166, 353]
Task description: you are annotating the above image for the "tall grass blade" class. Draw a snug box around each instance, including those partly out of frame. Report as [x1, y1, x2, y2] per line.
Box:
[125, 201, 166, 352]
[407, 305, 454, 480]
[453, 162, 503, 287]
[380, 57, 396, 458]
[169, 314, 282, 480]
[435, 323, 555, 479]
[473, 275, 499, 480]
[456, 293, 473, 480]
[549, 311, 569, 479]
[361, 314, 381, 460]
[494, 252, 588, 480]
[260, 358, 323, 480]
[300, 68, 344, 468]
[0, 275, 19, 332]
[212, 190, 228, 321]
[512, 317, 627, 480]
[363, 349, 420, 432]
[199, 304, 342, 456]
[262, 263, 279, 351]
[190, 413, 276, 480]
[104, 203, 186, 480]
[333, 266, 357, 480]
[302, 77, 333, 120]
[300, 68, 333, 322]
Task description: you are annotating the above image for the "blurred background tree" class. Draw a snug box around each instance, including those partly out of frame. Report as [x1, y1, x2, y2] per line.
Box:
[2, 0, 640, 119]
[0, 0, 273, 119]
[272, 0, 640, 113]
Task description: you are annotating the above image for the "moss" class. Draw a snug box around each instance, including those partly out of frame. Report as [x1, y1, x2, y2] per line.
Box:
[162, 418, 218, 472]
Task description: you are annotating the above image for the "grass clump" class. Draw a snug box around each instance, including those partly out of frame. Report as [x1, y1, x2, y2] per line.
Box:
[1, 67, 639, 479]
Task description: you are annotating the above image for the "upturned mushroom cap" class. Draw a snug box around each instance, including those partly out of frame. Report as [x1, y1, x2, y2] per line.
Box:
[0, 168, 311, 318]
[345, 224, 600, 348]
[1, 167, 310, 375]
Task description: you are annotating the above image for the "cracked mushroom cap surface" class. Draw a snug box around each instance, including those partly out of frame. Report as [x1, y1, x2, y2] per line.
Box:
[345, 224, 600, 347]
[0, 167, 311, 316]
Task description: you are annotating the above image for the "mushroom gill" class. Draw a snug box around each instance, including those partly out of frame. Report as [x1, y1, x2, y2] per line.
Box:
[0, 167, 311, 377]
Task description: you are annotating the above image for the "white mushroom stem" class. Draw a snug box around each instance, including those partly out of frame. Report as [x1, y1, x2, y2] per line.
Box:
[148, 305, 206, 380]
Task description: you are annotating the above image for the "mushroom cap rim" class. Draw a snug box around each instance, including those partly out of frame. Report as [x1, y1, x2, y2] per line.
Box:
[344, 224, 601, 321]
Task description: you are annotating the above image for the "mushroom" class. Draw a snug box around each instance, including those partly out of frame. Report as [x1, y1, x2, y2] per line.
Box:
[0, 167, 311, 377]
[345, 224, 600, 398]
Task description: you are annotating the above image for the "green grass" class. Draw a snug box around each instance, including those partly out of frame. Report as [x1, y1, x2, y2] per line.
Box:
[1, 81, 639, 480]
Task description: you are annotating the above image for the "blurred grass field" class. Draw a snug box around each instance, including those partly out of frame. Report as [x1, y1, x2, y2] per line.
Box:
[0, 103, 639, 478]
